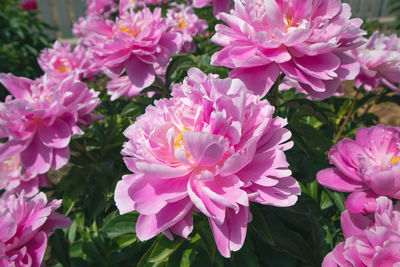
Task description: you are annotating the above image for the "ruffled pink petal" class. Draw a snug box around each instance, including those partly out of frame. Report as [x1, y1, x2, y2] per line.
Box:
[124, 55, 155, 90]
[208, 206, 249, 258]
[317, 167, 364, 192]
[135, 197, 192, 241]
[230, 64, 280, 96]
[38, 119, 71, 149]
[20, 133, 52, 174]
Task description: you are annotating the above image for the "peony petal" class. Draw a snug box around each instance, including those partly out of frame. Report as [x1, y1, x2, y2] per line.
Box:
[38, 119, 71, 149]
[317, 167, 364, 192]
[230, 64, 280, 97]
[125, 55, 155, 90]
[21, 133, 52, 174]
[135, 197, 192, 241]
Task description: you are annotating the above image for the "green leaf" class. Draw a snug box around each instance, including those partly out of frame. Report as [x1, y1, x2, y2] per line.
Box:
[49, 229, 71, 267]
[148, 236, 185, 263]
[180, 249, 196, 267]
[249, 206, 275, 246]
[101, 212, 138, 238]
[320, 191, 334, 210]
[114, 233, 138, 248]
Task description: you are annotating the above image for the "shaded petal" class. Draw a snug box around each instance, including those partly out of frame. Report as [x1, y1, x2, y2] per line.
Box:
[125, 55, 155, 90]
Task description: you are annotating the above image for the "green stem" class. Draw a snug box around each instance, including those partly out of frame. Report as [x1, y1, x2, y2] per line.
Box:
[271, 74, 284, 107]
[334, 89, 361, 143]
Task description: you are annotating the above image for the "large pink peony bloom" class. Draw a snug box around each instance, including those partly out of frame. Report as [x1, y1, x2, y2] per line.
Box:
[211, 0, 365, 98]
[323, 197, 400, 266]
[114, 68, 300, 257]
[0, 155, 48, 198]
[166, 4, 208, 53]
[192, 0, 232, 17]
[0, 73, 100, 174]
[317, 125, 400, 214]
[350, 31, 400, 92]
[0, 192, 70, 267]
[39, 41, 101, 79]
[93, 7, 182, 92]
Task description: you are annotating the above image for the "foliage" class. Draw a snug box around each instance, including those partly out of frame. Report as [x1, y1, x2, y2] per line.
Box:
[0, 0, 54, 99]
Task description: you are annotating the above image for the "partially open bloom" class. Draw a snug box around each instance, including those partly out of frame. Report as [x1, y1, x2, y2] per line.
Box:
[166, 4, 208, 53]
[39, 41, 101, 79]
[0, 155, 48, 198]
[323, 197, 400, 266]
[0, 192, 70, 267]
[93, 7, 182, 92]
[115, 68, 300, 257]
[211, 0, 364, 98]
[0, 73, 100, 174]
[192, 0, 232, 17]
[350, 31, 400, 92]
[317, 125, 400, 214]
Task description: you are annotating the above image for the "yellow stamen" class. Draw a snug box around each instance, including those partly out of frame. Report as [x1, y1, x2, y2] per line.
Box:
[285, 15, 292, 30]
[120, 25, 138, 37]
[177, 19, 186, 30]
[391, 156, 400, 164]
[174, 126, 191, 150]
[58, 63, 68, 73]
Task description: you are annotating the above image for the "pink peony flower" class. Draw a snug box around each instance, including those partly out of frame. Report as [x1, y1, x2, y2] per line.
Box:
[211, 0, 365, 99]
[166, 4, 208, 53]
[323, 197, 400, 266]
[39, 41, 102, 79]
[192, 0, 232, 17]
[0, 155, 48, 198]
[0, 192, 70, 267]
[114, 68, 300, 257]
[21, 0, 37, 10]
[350, 31, 400, 92]
[93, 7, 182, 92]
[0, 73, 100, 174]
[317, 125, 400, 214]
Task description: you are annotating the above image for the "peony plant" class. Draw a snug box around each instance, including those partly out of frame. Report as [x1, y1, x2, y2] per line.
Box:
[2, 0, 400, 265]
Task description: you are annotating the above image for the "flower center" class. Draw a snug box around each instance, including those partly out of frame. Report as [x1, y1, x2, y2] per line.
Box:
[3, 157, 16, 170]
[177, 19, 186, 30]
[174, 126, 190, 150]
[391, 156, 400, 164]
[58, 63, 69, 73]
[119, 25, 140, 37]
[284, 14, 293, 30]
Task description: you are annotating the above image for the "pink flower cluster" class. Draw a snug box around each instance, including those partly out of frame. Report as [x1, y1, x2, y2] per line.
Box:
[350, 31, 400, 92]
[0, 73, 100, 174]
[317, 125, 400, 214]
[211, 0, 365, 99]
[323, 197, 400, 266]
[0, 193, 70, 267]
[115, 68, 300, 257]
[166, 4, 207, 53]
[93, 7, 182, 99]
[39, 41, 101, 79]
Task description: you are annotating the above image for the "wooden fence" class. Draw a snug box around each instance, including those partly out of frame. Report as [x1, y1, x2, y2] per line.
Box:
[37, 0, 396, 40]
